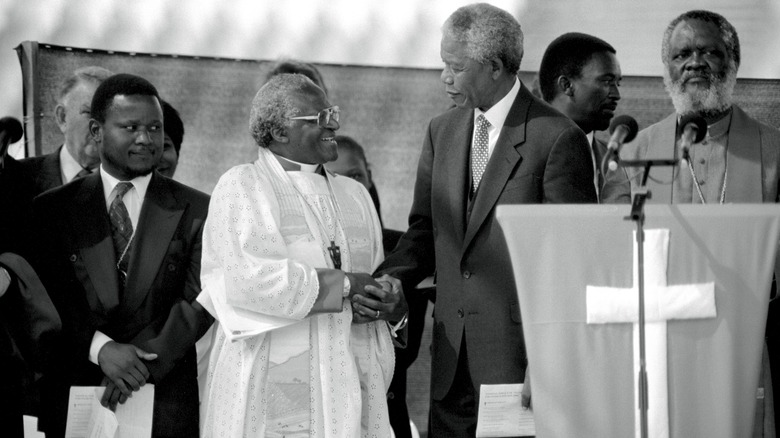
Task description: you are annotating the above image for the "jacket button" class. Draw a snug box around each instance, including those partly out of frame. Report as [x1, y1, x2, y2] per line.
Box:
[462, 270, 471, 279]
[168, 264, 176, 272]
[69, 254, 77, 262]
[458, 309, 465, 318]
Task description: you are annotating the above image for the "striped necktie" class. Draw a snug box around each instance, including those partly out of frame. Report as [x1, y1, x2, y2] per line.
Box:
[109, 182, 134, 284]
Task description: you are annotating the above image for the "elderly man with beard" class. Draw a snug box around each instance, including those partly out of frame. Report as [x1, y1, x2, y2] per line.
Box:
[622, 9, 780, 435]
[623, 10, 780, 204]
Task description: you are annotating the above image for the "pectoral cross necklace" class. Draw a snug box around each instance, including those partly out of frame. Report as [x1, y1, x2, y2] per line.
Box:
[290, 171, 347, 270]
[327, 240, 342, 270]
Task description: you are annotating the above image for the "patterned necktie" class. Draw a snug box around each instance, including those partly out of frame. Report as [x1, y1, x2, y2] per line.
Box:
[109, 182, 134, 281]
[471, 114, 490, 193]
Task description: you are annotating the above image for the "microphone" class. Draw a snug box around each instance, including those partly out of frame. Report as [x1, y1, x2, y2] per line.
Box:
[678, 114, 707, 166]
[604, 115, 639, 172]
[0, 116, 23, 158]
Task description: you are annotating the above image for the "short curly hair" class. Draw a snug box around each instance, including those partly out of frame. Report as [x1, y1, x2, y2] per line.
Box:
[90, 74, 160, 123]
[442, 3, 524, 75]
[538, 32, 616, 103]
[161, 99, 184, 154]
[265, 59, 328, 96]
[249, 73, 319, 148]
[662, 10, 740, 70]
[58, 65, 113, 102]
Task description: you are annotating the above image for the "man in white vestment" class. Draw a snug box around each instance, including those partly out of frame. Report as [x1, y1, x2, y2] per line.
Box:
[197, 73, 407, 437]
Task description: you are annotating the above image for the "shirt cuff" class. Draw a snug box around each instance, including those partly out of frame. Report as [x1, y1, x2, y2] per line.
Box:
[310, 268, 346, 314]
[89, 331, 114, 365]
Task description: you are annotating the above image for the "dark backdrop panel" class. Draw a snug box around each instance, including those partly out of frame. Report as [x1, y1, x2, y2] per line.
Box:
[17, 42, 780, 231]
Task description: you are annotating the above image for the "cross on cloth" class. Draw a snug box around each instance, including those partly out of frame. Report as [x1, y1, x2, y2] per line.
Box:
[586, 228, 716, 438]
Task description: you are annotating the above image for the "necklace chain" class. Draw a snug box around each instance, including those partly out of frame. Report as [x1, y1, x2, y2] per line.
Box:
[687, 153, 727, 204]
[288, 172, 348, 270]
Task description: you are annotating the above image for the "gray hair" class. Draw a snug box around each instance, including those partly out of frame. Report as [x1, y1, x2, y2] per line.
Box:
[58, 66, 114, 101]
[442, 3, 524, 75]
[249, 73, 316, 148]
[661, 10, 740, 70]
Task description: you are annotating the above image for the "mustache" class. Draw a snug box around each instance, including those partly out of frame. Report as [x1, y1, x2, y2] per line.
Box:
[674, 70, 726, 88]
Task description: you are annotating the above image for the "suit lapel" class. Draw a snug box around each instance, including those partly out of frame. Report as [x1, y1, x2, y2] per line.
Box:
[725, 106, 762, 202]
[462, 86, 528, 253]
[72, 174, 121, 310]
[446, 109, 473, 241]
[39, 147, 64, 190]
[123, 174, 183, 312]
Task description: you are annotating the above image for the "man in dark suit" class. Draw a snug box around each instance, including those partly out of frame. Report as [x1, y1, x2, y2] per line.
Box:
[538, 32, 631, 204]
[373, 4, 597, 437]
[1, 152, 60, 437]
[32, 73, 212, 438]
[20, 66, 113, 194]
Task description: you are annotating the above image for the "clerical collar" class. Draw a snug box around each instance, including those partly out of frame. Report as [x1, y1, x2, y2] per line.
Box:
[273, 153, 322, 174]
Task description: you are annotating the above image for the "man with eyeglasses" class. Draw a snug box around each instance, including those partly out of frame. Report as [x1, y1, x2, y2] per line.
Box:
[197, 73, 407, 437]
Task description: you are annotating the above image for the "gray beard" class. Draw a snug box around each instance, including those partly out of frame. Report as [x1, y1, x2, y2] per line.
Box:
[663, 64, 737, 117]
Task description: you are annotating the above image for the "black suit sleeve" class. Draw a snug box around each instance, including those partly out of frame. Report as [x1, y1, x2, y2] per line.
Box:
[374, 120, 437, 287]
[131, 199, 213, 384]
[543, 125, 598, 203]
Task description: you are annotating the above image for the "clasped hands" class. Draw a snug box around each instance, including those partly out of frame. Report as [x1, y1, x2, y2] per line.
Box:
[346, 273, 407, 324]
[97, 341, 157, 410]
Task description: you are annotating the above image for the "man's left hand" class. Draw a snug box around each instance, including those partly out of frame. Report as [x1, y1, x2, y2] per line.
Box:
[351, 274, 408, 324]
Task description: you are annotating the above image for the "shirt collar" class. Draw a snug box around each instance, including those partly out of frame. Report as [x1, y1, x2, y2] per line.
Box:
[475, 78, 520, 130]
[99, 164, 152, 203]
[274, 153, 323, 174]
[59, 145, 88, 183]
[586, 131, 595, 146]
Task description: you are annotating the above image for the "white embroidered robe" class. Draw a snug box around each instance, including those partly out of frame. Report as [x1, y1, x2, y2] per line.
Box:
[199, 148, 394, 437]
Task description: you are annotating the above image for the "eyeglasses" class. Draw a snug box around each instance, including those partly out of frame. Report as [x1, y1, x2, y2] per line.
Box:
[290, 106, 340, 128]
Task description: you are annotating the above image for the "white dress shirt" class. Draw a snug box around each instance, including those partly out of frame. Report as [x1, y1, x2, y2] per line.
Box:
[473, 78, 521, 160]
[88, 167, 153, 365]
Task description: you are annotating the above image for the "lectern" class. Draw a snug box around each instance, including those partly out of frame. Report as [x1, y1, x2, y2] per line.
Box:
[496, 204, 780, 438]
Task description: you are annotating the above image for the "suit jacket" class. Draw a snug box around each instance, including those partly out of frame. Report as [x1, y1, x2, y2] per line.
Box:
[32, 171, 212, 438]
[621, 105, 780, 203]
[621, 104, 780, 437]
[18, 146, 64, 195]
[0, 253, 61, 438]
[376, 83, 597, 400]
[592, 137, 632, 204]
[0, 155, 37, 256]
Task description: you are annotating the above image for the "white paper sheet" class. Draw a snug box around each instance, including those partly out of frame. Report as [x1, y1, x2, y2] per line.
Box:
[476, 384, 536, 438]
[64, 385, 155, 438]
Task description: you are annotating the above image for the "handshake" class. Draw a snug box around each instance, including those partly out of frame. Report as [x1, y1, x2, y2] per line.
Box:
[345, 272, 408, 325]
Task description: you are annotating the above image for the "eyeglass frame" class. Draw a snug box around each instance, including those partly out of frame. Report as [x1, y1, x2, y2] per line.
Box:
[289, 106, 340, 128]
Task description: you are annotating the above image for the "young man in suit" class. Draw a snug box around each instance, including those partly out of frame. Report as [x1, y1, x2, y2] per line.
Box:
[19, 66, 113, 194]
[32, 73, 213, 438]
[374, 4, 597, 436]
[538, 32, 631, 204]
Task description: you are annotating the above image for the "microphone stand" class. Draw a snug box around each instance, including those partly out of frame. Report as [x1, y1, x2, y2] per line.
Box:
[619, 157, 677, 438]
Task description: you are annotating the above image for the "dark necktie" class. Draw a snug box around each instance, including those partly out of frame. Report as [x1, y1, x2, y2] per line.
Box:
[592, 138, 604, 195]
[73, 168, 91, 181]
[471, 114, 490, 194]
[110, 182, 134, 284]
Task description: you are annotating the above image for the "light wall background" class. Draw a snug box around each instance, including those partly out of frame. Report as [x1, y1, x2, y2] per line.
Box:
[1, 1, 779, 431]
[2, 0, 779, 141]
[1, 0, 779, 197]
